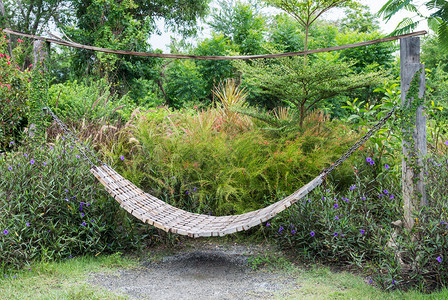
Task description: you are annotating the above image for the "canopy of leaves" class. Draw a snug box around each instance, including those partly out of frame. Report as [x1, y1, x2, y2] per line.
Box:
[209, 0, 267, 54]
[379, 0, 448, 48]
[234, 56, 386, 127]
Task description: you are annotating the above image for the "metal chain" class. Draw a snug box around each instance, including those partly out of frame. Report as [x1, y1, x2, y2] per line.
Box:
[43, 107, 104, 167]
[322, 106, 397, 176]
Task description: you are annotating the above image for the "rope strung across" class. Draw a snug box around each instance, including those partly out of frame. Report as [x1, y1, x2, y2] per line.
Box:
[4, 29, 426, 60]
[44, 106, 396, 237]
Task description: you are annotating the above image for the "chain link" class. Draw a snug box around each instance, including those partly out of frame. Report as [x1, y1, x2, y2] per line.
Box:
[322, 106, 397, 176]
[43, 107, 104, 168]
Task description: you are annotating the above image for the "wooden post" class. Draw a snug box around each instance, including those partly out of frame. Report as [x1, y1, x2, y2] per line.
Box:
[400, 37, 427, 231]
[33, 40, 49, 70]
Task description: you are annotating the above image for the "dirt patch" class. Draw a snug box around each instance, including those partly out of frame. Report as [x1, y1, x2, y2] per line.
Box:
[89, 241, 302, 299]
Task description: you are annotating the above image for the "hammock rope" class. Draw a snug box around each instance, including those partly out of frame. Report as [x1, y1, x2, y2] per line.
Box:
[44, 107, 396, 237]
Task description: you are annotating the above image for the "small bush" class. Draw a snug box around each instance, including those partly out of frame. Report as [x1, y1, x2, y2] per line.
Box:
[0, 140, 146, 270]
[47, 79, 136, 122]
[0, 37, 32, 150]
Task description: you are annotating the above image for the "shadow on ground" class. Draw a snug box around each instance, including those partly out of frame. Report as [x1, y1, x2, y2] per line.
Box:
[89, 242, 301, 299]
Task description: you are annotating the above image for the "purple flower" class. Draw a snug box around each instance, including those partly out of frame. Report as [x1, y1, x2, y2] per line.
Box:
[80, 213, 84, 217]
[43, 162, 47, 166]
[49, 146, 54, 150]
[366, 157, 372, 162]
[389, 195, 394, 200]
[334, 203, 338, 209]
[120, 155, 125, 161]
[9, 141, 13, 145]
[335, 216, 339, 220]
[383, 190, 388, 194]
[437, 256, 442, 263]
[291, 229, 296, 234]
[444, 141, 448, 146]
[3, 229, 8, 235]
[362, 196, 366, 200]
[310, 231, 315, 237]
[26, 222, 30, 227]
[186, 191, 189, 195]
[385, 164, 390, 169]
[392, 280, 396, 285]
[350, 185, 356, 191]
[81, 222, 87, 226]
[361, 229, 365, 235]
[279, 226, 284, 233]
[333, 232, 338, 237]
[24, 153, 28, 158]
[65, 189, 68, 193]
[65, 198, 69, 202]
[76, 155, 80, 159]
[441, 221, 446, 224]
[369, 279, 373, 285]
[30, 159, 35, 165]
[370, 161, 375, 165]
[266, 222, 270, 227]
[8, 166, 12, 170]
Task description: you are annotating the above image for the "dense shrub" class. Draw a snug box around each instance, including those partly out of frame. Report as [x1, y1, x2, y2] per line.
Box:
[0, 37, 32, 150]
[47, 79, 136, 122]
[0, 140, 146, 270]
[269, 149, 448, 292]
[101, 107, 359, 216]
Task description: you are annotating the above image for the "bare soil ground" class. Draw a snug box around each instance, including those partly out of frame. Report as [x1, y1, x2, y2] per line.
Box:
[88, 241, 302, 299]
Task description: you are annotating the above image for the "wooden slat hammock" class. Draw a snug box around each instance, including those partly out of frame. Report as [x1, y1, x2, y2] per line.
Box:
[44, 105, 395, 238]
[91, 164, 323, 237]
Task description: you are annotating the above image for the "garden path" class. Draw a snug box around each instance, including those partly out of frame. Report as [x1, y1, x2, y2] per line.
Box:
[88, 241, 304, 299]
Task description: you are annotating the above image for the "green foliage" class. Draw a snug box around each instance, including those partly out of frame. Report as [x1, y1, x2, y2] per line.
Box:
[209, 1, 267, 55]
[340, 5, 381, 33]
[47, 79, 135, 122]
[262, 0, 359, 53]
[0, 37, 32, 151]
[164, 60, 208, 108]
[422, 35, 448, 73]
[270, 160, 401, 266]
[0, 141, 145, 270]
[368, 154, 448, 292]
[342, 82, 401, 169]
[336, 31, 396, 73]
[193, 33, 235, 98]
[234, 55, 386, 127]
[102, 107, 357, 216]
[379, 0, 448, 48]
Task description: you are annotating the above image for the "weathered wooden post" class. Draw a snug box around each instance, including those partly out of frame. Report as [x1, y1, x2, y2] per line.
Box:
[33, 40, 49, 70]
[400, 37, 427, 231]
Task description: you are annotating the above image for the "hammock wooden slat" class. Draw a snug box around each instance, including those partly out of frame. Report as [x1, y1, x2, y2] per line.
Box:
[91, 164, 323, 238]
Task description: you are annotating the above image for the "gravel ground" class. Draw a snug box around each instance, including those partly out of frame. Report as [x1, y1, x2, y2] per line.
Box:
[89, 242, 301, 299]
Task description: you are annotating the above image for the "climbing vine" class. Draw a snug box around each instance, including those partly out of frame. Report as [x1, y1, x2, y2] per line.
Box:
[401, 66, 426, 220]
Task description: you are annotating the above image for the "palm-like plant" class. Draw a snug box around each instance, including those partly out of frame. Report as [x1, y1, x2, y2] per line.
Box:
[212, 78, 252, 132]
[378, 0, 448, 48]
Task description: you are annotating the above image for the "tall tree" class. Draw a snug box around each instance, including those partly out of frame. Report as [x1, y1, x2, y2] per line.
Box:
[63, 0, 211, 96]
[262, 0, 358, 59]
[209, 0, 267, 54]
